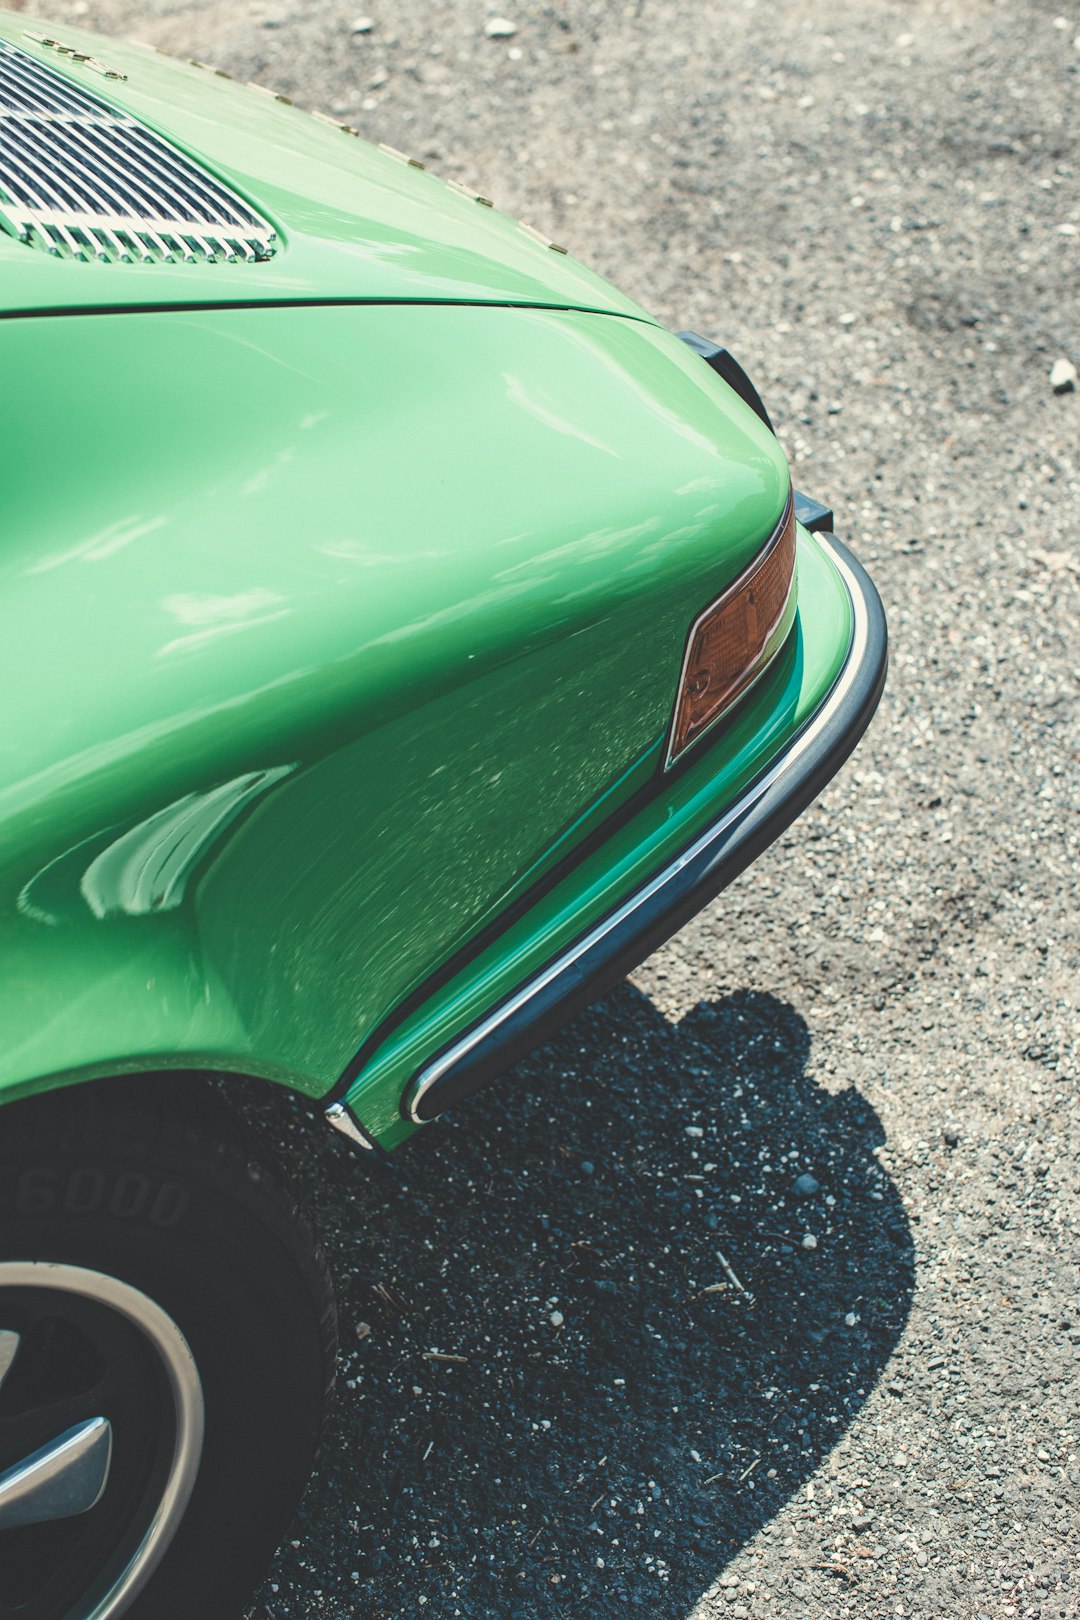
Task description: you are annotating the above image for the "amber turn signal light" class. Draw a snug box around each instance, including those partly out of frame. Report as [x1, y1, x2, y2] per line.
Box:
[666, 490, 798, 767]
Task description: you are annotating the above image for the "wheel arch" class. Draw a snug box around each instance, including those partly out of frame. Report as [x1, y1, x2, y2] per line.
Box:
[0, 1052, 326, 1119]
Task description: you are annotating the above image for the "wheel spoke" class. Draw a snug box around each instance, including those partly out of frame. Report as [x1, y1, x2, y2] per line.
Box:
[0, 1416, 112, 1530]
[0, 1391, 101, 1470]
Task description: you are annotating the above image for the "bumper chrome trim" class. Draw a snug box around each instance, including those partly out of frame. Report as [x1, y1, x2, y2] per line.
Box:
[404, 530, 886, 1125]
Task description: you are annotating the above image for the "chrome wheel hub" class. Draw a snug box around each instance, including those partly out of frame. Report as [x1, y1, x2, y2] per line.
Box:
[0, 1264, 204, 1620]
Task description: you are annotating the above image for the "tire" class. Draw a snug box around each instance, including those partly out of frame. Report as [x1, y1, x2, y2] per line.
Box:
[0, 1075, 337, 1620]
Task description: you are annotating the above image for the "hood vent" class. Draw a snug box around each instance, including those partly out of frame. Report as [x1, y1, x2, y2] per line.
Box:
[0, 39, 276, 264]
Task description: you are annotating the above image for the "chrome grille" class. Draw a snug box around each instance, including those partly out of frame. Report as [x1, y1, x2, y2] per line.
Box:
[0, 39, 276, 263]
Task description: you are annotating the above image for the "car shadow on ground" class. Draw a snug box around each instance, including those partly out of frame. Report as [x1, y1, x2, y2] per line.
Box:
[242, 985, 914, 1619]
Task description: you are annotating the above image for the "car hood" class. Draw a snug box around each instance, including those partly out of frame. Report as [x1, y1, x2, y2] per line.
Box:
[0, 11, 651, 320]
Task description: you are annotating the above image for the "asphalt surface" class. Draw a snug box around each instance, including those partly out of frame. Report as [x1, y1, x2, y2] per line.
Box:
[26, 0, 1080, 1614]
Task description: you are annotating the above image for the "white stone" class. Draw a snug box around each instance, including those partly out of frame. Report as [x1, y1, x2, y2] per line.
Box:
[1050, 357, 1077, 393]
[485, 17, 517, 37]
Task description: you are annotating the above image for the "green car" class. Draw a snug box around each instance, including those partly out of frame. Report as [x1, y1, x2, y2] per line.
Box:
[0, 15, 887, 1619]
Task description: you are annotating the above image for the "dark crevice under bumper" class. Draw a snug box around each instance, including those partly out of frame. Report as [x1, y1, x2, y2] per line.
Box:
[400, 531, 887, 1124]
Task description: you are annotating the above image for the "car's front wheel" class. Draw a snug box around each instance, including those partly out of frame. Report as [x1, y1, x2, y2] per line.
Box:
[0, 1076, 336, 1620]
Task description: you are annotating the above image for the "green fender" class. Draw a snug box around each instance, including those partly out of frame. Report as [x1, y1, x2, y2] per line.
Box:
[0, 301, 794, 1117]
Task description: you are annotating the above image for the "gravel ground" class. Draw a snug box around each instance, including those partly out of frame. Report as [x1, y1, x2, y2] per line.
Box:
[24, 0, 1080, 1614]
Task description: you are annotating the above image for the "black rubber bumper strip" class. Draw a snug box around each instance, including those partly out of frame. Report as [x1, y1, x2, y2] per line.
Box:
[403, 532, 887, 1125]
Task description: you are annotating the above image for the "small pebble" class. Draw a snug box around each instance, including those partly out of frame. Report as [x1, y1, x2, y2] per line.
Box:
[351, 14, 374, 31]
[793, 1172, 820, 1196]
[1050, 357, 1077, 393]
[801, 1233, 818, 1250]
[484, 16, 517, 37]
[548, 1310, 564, 1327]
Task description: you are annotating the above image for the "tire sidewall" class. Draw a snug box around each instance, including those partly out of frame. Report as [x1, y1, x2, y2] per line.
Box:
[0, 1090, 333, 1620]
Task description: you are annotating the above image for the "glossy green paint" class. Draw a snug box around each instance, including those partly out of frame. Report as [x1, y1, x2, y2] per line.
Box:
[347, 527, 853, 1148]
[0, 10, 857, 1144]
[0, 300, 796, 1115]
[0, 12, 649, 320]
